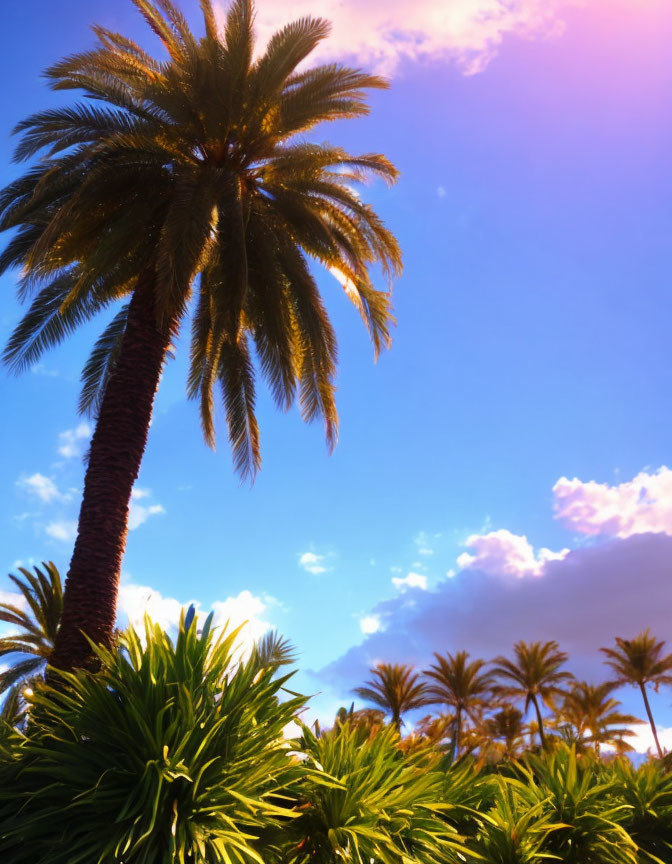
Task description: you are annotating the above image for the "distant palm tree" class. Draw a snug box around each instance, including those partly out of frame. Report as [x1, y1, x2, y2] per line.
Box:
[491, 640, 573, 748]
[560, 681, 640, 754]
[354, 663, 427, 730]
[0, 563, 62, 719]
[480, 705, 527, 762]
[0, 0, 401, 673]
[423, 650, 493, 758]
[601, 630, 672, 759]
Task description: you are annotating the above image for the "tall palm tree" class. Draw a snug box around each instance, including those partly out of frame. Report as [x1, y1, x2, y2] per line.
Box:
[560, 681, 640, 754]
[601, 630, 672, 759]
[491, 640, 573, 749]
[423, 650, 493, 758]
[0, 563, 62, 719]
[354, 663, 427, 730]
[0, 0, 401, 671]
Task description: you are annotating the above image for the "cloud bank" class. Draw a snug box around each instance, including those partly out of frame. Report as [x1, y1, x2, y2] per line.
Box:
[220, 0, 580, 75]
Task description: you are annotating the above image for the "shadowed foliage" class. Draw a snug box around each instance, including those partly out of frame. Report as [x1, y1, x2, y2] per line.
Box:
[0, 0, 401, 672]
[0, 563, 62, 724]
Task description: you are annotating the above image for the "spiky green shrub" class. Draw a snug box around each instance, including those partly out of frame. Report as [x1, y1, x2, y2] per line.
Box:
[271, 719, 469, 864]
[519, 745, 637, 864]
[0, 612, 304, 864]
[462, 776, 566, 863]
[614, 757, 672, 862]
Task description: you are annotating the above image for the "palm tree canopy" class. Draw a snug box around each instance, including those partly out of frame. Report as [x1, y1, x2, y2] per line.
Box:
[0, 0, 401, 478]
[423, 650, 493, 715]
[0, 562, 62, 696]
[601, 630, 672, 690]
[560, 681, 640, 749]
[491, 640, 573, 711]
[354, 663, 428, 726]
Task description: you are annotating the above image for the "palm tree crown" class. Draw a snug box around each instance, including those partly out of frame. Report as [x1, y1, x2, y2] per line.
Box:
[354, 663, 427, 730]
[601, 630, 672, 759]
[423, 650, 493, 757]
[560, 681, 640, 753]
[491, 640, 573, 748]
[0, 0, 401, 671]
[0, 563, 62, 719]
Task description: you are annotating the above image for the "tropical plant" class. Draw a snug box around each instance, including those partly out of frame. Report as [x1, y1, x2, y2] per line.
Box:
[0, 0, 401, 672]
[278, 720, 468, 864]
[354, 663, 428, 730]
[0, 612, 305, 863]
[614, 756, 672, 862]
[423, 650, 493, 758]
[491, 640, 573, 748]
[559, 681, 640, 754]
[0, 562, 62, 718]
[521, 745, 638, 864]
[601, 630, 672, 759]
[478, 705, 528, 763]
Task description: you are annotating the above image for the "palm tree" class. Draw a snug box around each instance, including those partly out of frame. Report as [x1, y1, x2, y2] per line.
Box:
[0, 563, 62, 718]
[423, 650, 493, 758]
[354, 663, 428, 730]
[491, 640, 573, 749]
[479, 705, 527, 762]
[601, 630, 672, 759]
[560, 681, 640, 754]
[0, 0, 401, 671]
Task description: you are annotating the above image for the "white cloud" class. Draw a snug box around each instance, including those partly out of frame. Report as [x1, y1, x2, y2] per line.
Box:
[16, 473, 62, 504]
[238, 0, 579, 75]
[58, 423, 92, 459]
[437, 186, 447, 198]
[0, 590, 27, 611]
[554, 467, 672, 538]
[31, 362, 60, 378]
[45, 520, 77, 543]
[298, 551, 331, 575]
[360, 614, 383, 635]
[457, 529, 568, 578]
[392, 571, 428, 591]
[127, 487, 165, 530]
[602, 723, 672, 756]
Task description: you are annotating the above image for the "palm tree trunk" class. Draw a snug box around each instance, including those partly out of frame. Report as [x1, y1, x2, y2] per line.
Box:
[50, 270, 172, 672]
[454, 708, 462, 760]
[639, 682, 664, 759]
[531, 694, 547, 749]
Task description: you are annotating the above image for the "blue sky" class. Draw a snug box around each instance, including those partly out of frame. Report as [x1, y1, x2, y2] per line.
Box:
[1, 0, 672, 750]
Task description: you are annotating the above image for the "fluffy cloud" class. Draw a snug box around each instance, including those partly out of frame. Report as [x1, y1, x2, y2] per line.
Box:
[128, 488, 165, 531]
[240, 0, 579, 75]
[298, 551, 331, 575]
[0, 589, 27, 611]
[318, 532, 672, 701]
[16, 473, 62, 504]
[457, 529, 569, 578]
[392, 571, 428, 591]
[360, 615, 383, 635]
[45, 520, 77, 543]
[118, 580, 271, 657]
[414, 531, 435, 556]
[554, 467, 672, 538]
[57, 423, 92, 460]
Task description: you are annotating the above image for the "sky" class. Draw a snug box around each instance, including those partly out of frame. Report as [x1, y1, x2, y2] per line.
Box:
[1, 0, 672, 753]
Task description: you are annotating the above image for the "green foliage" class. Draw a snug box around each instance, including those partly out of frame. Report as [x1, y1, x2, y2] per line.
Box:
[0, 612, 305, 863]
[614, 758, 672, 863]
[0, 562, 62, 720]
[274, 720, 469, 864]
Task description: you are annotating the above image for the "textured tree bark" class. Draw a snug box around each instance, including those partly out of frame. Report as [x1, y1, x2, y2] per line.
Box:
[50, 270, 172, 672]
